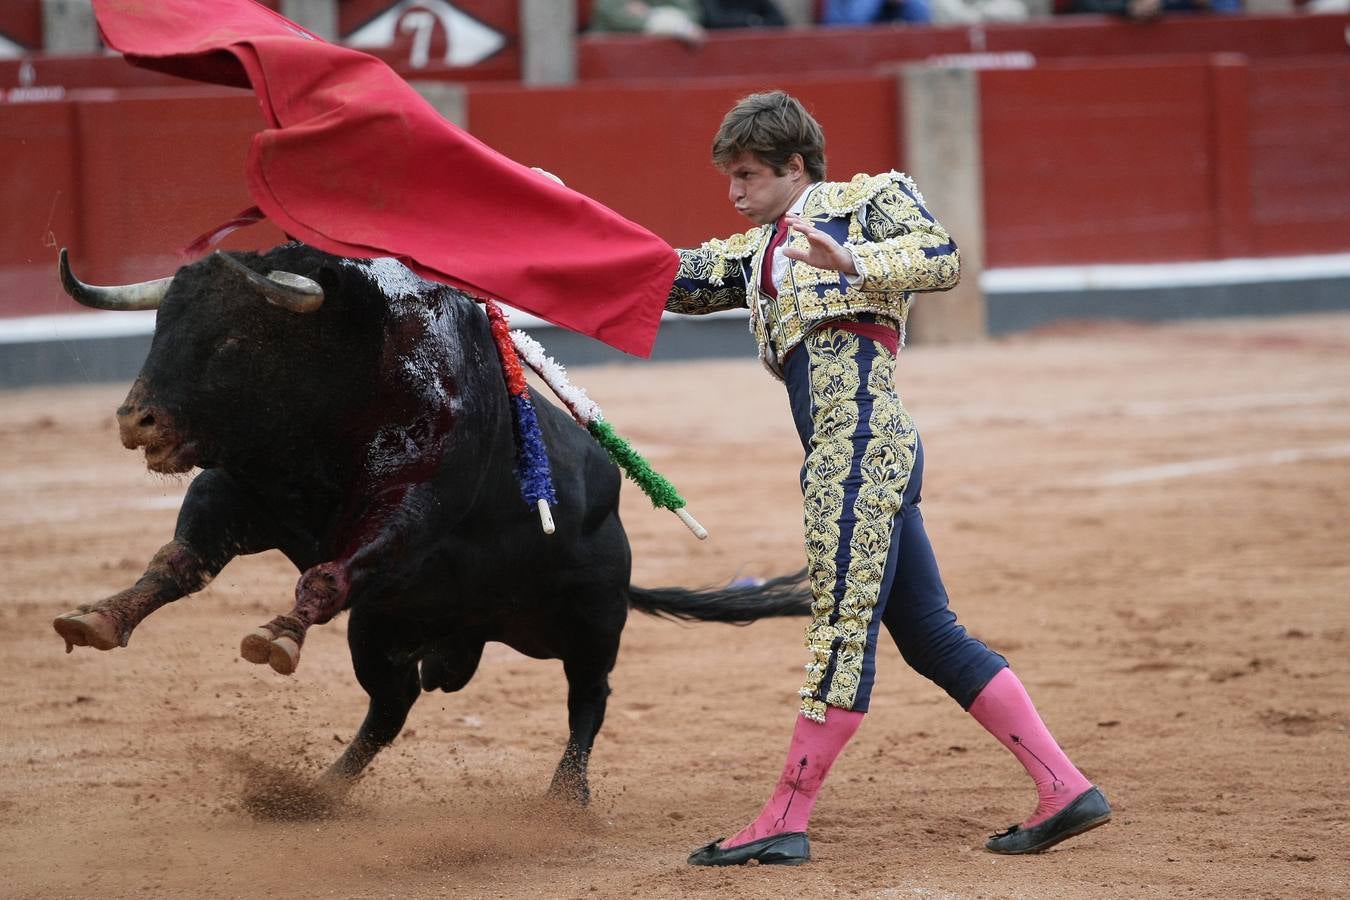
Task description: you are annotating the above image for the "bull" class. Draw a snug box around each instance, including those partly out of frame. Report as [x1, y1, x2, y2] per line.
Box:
[51, 242, 808, 804]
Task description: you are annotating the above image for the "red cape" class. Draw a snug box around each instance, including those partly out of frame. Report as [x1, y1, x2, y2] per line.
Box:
[92, 0, 677, 357]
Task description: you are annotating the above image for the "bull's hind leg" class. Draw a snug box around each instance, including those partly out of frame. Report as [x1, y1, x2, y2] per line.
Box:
[320, 612, 422, 786]
[548, 641, 619, 806]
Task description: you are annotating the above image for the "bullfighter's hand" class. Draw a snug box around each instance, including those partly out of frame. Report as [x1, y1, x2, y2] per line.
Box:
[782, 214, 859, 276]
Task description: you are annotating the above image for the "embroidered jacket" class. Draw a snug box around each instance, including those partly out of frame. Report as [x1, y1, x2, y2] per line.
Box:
[665, 171, 959, 378]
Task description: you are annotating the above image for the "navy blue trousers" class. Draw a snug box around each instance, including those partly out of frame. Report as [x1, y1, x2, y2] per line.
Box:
[784, 327, 1006, 715]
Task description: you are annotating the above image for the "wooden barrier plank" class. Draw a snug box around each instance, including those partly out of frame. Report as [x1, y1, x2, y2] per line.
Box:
[0, 2, 41, 51]
[1208, 55, 1253, 259]
[71, 91, 286, 284]
[980, 60, 1217, 266]
[1247, 58, 1350, 257]
[0, 101, 78, 317]
[982, 14, 1350, 60]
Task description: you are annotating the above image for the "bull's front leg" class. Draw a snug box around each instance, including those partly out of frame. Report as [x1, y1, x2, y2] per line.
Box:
[241, 483, 437, 676]
[240, 561, 349, 675]
[55, 468, 279, 657]
[53, 539, 215, 652]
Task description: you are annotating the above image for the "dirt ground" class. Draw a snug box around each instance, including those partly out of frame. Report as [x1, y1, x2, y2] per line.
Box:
[2, 312, 1348, 899]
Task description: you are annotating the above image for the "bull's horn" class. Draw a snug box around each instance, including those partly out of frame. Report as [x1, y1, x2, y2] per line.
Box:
[59, 248, 173, 311]
[214, 251, 324, 313]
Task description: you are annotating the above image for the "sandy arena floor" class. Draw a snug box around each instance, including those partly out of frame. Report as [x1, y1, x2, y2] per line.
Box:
[2, 312, 1348, 899]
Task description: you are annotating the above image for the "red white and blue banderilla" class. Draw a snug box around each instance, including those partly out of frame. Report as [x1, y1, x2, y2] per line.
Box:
[483, 298, 558, 533]
[482, 298, 706, 540]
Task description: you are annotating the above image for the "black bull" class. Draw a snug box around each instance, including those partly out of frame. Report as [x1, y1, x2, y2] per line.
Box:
[52, 243, 810, 803]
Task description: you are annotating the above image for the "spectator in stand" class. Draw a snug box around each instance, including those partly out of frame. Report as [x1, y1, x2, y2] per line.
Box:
[1067, 0, 1240, 17]
[930, 0, 1031, 23]
[820, 0, 934, 24]
[590, 0, 706, 43]
[702, 0, 791, 27]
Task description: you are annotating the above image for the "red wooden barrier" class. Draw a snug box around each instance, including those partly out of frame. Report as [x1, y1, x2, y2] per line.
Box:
[1247, 57, 1350, 257]
[0, 89, 286, 318]
[981, 57, 1221, 267]
[3, 54, 1349, 320]
[0, 4, 41, 51]
[4, 13, 1346, 91]
[0, 45, 519, 93]
[71, 90, 287, 283]
[0, 102, 79, 317]
[466, 75, 900, 249]
[1209, 55, 1253, 258]
[577, 14, 1350, 81]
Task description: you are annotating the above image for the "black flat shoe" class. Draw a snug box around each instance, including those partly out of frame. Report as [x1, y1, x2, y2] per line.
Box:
[985, 786, 1112, 855]
[687, 831, 811, 866]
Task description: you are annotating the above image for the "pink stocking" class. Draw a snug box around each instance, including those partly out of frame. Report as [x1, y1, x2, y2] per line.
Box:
[721, 707, 865, 849]
[968, 667, 1093, 826]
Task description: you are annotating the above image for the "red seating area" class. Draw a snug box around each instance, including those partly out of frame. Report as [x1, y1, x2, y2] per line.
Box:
[1, 10, 1347, 317]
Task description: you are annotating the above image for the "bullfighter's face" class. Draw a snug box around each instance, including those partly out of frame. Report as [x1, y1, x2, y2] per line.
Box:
[723, 151, 808, 227]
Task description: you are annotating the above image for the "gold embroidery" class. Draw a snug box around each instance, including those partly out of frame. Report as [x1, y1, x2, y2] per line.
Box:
[664, 234, 759, 315]
[666, 281, 745, 315]
[809, 172, 897, 219]
[769, 174, 956, 374]
[796, 333, 917, 717]
[847, 214, 864, 244]
[824, 341, 915, 710]
[718, 228, 765, 260]
[798, 328, 861, 720]
[666, 172, 956, 376]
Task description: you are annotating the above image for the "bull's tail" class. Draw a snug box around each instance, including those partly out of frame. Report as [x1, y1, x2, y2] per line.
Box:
[627, 570, 812, 624]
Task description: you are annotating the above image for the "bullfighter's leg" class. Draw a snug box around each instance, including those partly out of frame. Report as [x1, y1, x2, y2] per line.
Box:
[320, 610, 422, 786]
[53, 540, 216, 652]
[548, 639, 618, 806]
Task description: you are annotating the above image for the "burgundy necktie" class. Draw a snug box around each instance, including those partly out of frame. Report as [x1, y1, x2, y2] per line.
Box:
[760, 216, 789, 298]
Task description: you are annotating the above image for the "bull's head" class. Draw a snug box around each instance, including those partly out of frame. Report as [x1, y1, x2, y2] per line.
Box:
[59, 248, 368, 475]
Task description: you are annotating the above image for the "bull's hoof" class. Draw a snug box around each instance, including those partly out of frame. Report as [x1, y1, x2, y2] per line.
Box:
[53, 611, 122, 653]
[546, 769, 591, 807]
[239, 630, 301, 675]
[240, 628, 276, 665]
[268, 636, 301, 675]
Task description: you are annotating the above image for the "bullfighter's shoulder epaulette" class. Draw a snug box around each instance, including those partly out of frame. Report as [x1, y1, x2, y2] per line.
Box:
[706, 226, 765, 260]
[810, 171, 925, 219]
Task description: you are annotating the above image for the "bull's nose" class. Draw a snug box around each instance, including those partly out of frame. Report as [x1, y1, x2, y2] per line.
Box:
[116, 402, 151, 426]
[117, 406, 156, 431]
[116, 404, 159, 449]
[115, 379, 170, 451]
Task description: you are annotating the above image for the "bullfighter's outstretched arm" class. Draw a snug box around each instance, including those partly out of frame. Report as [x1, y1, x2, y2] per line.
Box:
[53, 469, 284, 652]
[664, 230, 759, 316]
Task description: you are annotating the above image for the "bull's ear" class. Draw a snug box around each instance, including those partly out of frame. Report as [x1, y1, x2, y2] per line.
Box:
[313, 262, 343, 302]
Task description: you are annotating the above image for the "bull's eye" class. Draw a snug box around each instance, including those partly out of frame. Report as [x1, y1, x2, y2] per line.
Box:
[210, 335, 251, 362]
